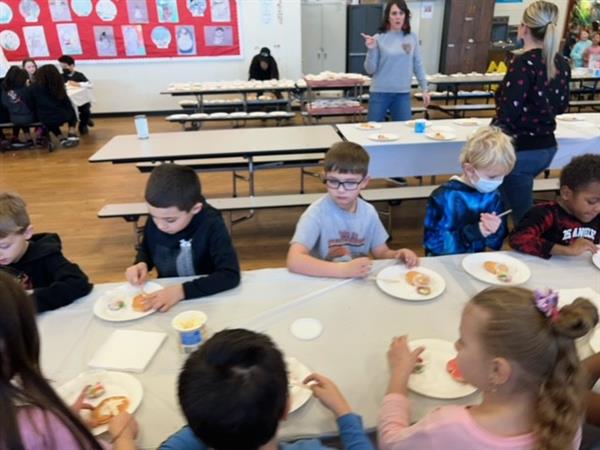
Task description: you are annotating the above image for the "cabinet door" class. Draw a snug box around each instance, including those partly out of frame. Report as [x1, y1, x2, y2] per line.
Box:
[347, 5, 383, 74]
[301, 3, 324, 74]
[321, 2, 347, 72]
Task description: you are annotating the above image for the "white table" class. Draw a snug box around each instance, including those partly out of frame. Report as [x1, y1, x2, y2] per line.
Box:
[67, 85, 94, 108]
[337, 114, 600, 178]
[38, 253, 600, 449]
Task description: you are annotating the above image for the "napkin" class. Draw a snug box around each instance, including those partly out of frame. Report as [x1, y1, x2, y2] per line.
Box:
[89, 330, 167, 373]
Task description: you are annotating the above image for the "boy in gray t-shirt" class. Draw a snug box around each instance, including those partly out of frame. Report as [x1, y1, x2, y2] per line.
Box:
[287, 142, 419, 278]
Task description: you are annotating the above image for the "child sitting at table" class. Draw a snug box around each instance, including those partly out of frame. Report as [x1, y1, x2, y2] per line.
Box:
[0, 271, 138, 450]
[423, 126, 516, 256]
[1, 66, 36, 148]
[510, 153, 600, 258]
[159, 329, 374, 450]
[125, 163, 240, 312]
[0, 192, 93, 313]
[287, 141, 418, 278]
[29, 64, 79, 148]
[58, 55, 94, 135]
[379, 286, 597, 450]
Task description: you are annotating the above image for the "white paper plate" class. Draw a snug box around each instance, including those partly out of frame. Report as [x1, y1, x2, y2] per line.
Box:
[556, 114, 586, 121]
[593, 252, 600, 270]
[368, 133, 399, 142]
[425, 130, 456, 141]
[290, 318, 323, 340]
[453, 118, 485, 126]
[405, 119, 431, 128]
[166, 114, 189, 120]
[93, 282, 163, 322]
[355, 122, 382, 130]
[461, 253, 531, 286]
[376, 265, 445, 301]
[286, 357, 313, 413]
[56, 370, 143, 435]
[249, 111, 268, 117]
[409, 339, 477, 399]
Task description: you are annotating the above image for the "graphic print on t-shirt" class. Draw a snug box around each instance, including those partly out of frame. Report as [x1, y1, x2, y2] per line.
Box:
[562, 227, 597, 242]
[326, 230, 366, 262]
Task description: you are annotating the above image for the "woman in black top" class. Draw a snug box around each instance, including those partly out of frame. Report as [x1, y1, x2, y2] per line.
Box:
[29, 64, 78, 149]
[493, 0, 570, 224]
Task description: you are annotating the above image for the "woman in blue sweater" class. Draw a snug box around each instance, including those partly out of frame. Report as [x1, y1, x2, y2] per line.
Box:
[362, 0, 429, 122]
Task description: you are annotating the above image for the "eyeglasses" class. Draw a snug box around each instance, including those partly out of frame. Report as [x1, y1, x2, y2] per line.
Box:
[322, 177, 365, 191]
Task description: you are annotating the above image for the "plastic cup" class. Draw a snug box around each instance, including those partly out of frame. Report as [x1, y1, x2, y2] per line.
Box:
[172, 310, 207, 353]
[414, 119, 427, 134]
[134, 114, 149, 139]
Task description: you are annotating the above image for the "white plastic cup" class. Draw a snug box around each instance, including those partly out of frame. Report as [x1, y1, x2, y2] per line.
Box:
[172, 310, 208, 353]
[134, 114, 149, 139]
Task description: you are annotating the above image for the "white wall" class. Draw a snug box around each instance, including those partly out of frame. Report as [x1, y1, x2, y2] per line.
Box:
[5, 0, 303, 113]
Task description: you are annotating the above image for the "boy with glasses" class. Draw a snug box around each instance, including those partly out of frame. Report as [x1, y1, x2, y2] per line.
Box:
[287, 141, 418, 278]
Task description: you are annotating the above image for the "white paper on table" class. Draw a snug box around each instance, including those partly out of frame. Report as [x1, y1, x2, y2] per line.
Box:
[89, 329, 167, 373]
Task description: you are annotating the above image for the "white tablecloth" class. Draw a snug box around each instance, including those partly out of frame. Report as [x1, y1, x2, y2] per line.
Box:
[38, 253, 600, 448]
[67, 85, 94, 108]
[337, 114, 600, 178]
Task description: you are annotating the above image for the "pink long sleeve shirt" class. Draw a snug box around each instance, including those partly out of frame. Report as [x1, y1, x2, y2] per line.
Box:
[378, 393, 581, 450]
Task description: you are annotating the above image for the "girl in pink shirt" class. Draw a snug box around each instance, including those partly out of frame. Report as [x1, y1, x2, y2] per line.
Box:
[0, 272, 138, 450]
[378, 286, 598, 450]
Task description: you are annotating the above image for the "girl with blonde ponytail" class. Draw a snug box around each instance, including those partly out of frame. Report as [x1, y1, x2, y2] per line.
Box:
[378, 286, 597, 450]
[493, 1, 571, 225]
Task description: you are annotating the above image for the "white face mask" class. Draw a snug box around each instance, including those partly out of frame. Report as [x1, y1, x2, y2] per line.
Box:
[471, 170, 504, 193]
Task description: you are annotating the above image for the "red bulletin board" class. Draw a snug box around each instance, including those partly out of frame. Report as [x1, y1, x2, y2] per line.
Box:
[0, 0, 241, 62]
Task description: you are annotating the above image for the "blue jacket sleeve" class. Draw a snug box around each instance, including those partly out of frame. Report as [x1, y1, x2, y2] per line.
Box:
[484, 194, 508, 251]
[337, 413, 374, 450]
[159, 426, 207, 450]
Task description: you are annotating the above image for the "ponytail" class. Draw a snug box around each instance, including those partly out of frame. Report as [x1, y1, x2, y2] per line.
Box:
[543, 21, 559, 80]
[522, 0, 560, 80]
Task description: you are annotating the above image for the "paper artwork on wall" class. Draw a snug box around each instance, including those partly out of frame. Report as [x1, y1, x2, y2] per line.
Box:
[0, 2, 13, 24]
[57, 23, 82, 55]
[23, 26, 49, 57]
[151, 26, 172, 49]
[157, 0, 179, 23]
[127, 0, 149, 23]
[96, 0, 117, 21]
[71, 0, 92, 17]
[0, 30, 20, 51]
[122, 24, 146, 56]
[19, 0, 40, 22]
[204, 25, 232, 46]
[49, 0, 72, 22]
[94, 26, 117, 56]
[187, 0, 207, 17]
[176, 25, 196, 54]
[210, 0, 230, 22]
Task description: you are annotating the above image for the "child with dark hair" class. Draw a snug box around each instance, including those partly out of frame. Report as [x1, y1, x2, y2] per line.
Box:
[29, 64, 78, 148]
[0, 192, 93, 313]
[159, 329, 374, 450]
[510, 153, 600, 258]
[1, 66, 36, 148]
[125, 163, 240, 312]
[287, 141, 418, 278]
[58, 55, 94, 135]
[248, 47, 279, 81]
[0, 271, 138, 450]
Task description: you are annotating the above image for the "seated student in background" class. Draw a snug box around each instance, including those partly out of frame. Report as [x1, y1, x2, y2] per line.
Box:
[0, 272, 138, 450]
[248, 47, 280, 80]
[125, 164, 240, 312]
[379, 286, 597, 450]
[0, 192, 92, 312]
[424, 127, 515, 256]
[58, 55, 94, 135]
[1, 66, 36, 148]
[160, 329, 374, 450]
[22, 58, 37, 84]
[29, 64, 79, 148]
[287, 142, 418, 278]
[510, 153, 600, 258]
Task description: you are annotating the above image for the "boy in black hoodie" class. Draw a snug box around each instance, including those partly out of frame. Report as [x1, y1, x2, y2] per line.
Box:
[125, 164, 240, 312]
[0, 192, 92, 312]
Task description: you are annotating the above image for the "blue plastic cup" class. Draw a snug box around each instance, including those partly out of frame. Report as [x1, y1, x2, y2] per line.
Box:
[414, 119, 427, 134]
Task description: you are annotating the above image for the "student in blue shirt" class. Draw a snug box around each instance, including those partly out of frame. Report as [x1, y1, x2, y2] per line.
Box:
[160, 329, 373, 450]
[424, 127, 516, 256]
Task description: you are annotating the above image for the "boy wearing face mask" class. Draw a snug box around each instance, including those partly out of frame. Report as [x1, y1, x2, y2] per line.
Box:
[423, 127, 516, 256]
[57, 55, 93, 135]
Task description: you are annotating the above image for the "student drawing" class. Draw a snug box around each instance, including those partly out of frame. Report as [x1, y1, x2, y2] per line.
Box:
[96, 0, 117, 21]
[0, 30, 20, 51]
[19, 0, 40, 22]
[205, 26, 233, 46]
[0, 2, 13, 24]
[49, 0, 72, 22]
[70, 0, 92, 16]
[94, 26, 117, 57]
[57, 23, 82, 55]
[210, 0, 230, 22]
[23, 26, 49, 57]
[176, 26, 196, 55]
[187, 0, 207, 17]
[122, 25, 146, 56]
[127, 0, 149, 23]
[151, 26, 172, 49]
[157, 0, 179, 23]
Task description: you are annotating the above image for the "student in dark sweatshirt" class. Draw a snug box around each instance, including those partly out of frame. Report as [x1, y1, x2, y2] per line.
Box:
[0, 192, 93, 313]
[1, 66, 36, 148]
[58, 55, 93, 135]
[125, 164, 240, 312]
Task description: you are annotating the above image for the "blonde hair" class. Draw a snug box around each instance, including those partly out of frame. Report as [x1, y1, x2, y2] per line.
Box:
[0, 192, 30, 238]
[471, 287, 598, 450]
[460, 126, 516, 173]
[522, 0, 560, 80]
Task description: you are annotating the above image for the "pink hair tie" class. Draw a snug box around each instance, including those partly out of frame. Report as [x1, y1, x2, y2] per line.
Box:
[534, 289, 560, 322]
